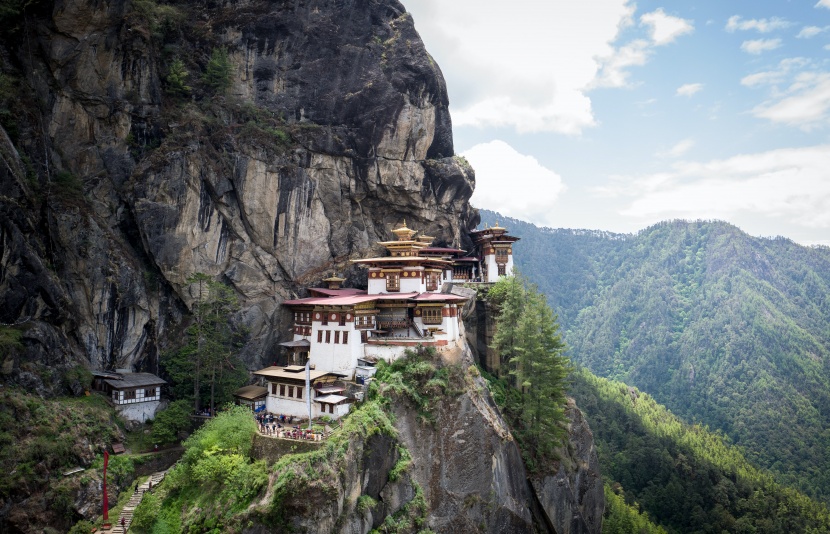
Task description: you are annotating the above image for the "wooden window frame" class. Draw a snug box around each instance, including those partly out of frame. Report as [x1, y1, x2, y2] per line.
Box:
[421, 307, 443, 325]
[386, 272, 400, 292]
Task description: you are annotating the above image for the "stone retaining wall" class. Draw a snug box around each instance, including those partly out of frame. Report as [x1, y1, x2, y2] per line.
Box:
[250, 433, 322, 463]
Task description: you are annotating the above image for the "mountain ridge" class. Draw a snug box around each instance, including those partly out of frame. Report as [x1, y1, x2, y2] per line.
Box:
[479, 208, 830, 501]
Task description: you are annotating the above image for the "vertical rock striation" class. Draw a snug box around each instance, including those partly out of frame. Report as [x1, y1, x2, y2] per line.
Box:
[0, 0, 477, 390]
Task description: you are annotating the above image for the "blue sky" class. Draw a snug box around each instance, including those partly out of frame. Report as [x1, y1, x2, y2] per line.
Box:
[402, 0, 830, 245]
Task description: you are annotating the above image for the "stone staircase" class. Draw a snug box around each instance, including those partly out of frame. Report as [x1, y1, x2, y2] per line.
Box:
[110, 471, 166, 533]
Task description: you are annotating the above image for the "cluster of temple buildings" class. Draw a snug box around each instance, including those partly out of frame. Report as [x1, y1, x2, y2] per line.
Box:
[249, 221, 519, 420]
[85, 221, 518, 425]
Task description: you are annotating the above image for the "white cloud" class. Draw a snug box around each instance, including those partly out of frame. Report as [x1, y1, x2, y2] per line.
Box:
[726, 15, 791, 33]
[403, 0, 637, 134]
[596, 145, 830, 229]
[741, 38, 782, 54]
[640, 8, 694, 45]
[816, 0, 830, 9]
[591, 39, 651, 89]
[676, 83, 703, 96]
[752, 72, 830, 127]
[740, 57, 809, 87]
[592, 9, 694, 90]
[797, 26, 828, 38]
[463, 140, 566, 226]
[657, 139, 695, 158]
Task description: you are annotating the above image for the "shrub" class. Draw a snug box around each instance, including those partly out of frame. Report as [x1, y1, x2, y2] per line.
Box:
[151, 399, 192, 445]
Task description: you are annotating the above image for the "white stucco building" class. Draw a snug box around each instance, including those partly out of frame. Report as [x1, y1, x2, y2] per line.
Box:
[253, 221, 520, 419]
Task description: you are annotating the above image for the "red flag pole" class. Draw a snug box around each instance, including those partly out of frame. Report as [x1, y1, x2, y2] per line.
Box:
[102, 450, 109, 522]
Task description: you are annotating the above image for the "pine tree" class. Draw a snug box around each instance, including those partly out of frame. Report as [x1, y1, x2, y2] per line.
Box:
[162, 274, 247, 414]
[489, 275, 571, 468]
[489, 274, 526, 383]
[165, 58, 191, 97]
[512, 289, 570, 463]
[202, 47, 233, 94]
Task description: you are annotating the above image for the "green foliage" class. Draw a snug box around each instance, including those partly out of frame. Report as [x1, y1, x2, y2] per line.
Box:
[150, 399, 192, 445]
[132, 406, 266, 533]
[603, 484, 667, 534]
[0, 389, 129, 532]
[52, 170, 83, 198]
[372, 346, 461, 424]
[161, 273, 248, 413]
[571, 367, 830, 533]
[482, 209, 830, 502]
[164, 58, 191, 97]
[357, 494, 377, 513]
[488, 275, 570, 470]
[202, 48, 233, 94]
[388, 446, 411, 482]
[67, 520, 95, 534]
[130, 490, 160, 530]
[130, 0, 183, 40]
[181, 404, 257, 463]
[0, 325, 23, 357]
[61, 365, 93, 392]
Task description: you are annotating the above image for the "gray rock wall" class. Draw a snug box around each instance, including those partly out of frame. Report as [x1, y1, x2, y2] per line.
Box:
[0, 0, 477, 392]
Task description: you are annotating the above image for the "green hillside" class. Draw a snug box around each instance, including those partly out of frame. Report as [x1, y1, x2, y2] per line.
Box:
[478, 210, 830, 501]
[570, 367, 830, 533]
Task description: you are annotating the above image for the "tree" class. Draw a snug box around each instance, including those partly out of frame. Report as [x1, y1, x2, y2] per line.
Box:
[488, 275, 571, 468]
[512, 289, 570, 464]
[162, 274, 248, 414]
[489, 274, 526, 383]
[165, 58, 191, 97]
[202, 47, 233, 94]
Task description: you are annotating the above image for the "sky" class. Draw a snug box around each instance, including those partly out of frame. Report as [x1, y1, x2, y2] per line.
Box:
[401, 0, 830, 246]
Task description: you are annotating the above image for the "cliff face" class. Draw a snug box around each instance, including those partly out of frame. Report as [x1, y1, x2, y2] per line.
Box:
[0, 0, 476, 391]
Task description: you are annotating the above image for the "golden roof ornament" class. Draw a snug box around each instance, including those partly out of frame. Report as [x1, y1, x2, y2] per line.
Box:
[391, 219, 418, 241]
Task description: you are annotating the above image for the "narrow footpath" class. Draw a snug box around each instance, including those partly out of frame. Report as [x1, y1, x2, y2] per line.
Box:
[110, 471, 166, 533]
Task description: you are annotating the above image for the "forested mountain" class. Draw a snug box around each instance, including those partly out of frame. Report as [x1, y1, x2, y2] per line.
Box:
[478, 210, 830, 501]
[570, 368, 830, 533]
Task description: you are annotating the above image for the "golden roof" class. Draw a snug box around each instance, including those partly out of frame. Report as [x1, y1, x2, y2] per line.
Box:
[391, 220, 418, 241]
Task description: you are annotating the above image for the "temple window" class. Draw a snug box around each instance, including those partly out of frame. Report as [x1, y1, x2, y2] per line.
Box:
[334, 331, 340, 344]
[421, 308, 443, 325]
[317, 330, 323, 343]
[325, 331, 331, 343]
[343, 331, 349, 344]
[386, 272, 400, 292]
[426, 272, 439, 291]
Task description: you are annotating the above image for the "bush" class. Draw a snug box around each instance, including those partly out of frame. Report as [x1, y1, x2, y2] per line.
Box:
[151, 399, 192, 445]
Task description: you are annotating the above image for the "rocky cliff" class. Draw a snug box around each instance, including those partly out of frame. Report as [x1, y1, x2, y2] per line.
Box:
[242, 344, 602, 534]
[0, 0, 476, 393]
[0, 0, 605, 531]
